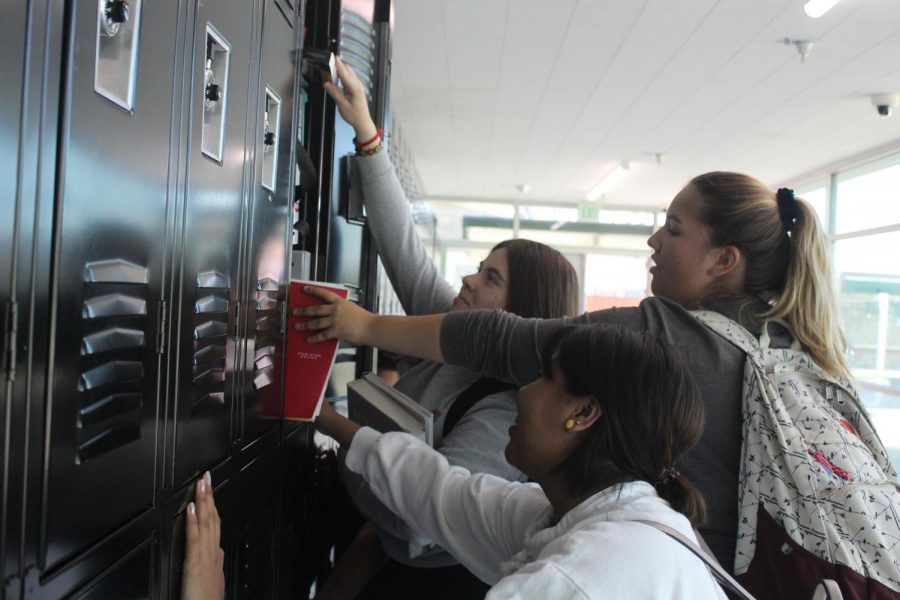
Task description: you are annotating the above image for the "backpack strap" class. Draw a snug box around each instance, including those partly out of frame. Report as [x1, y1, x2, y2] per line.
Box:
[635, 520, 756, 600]
[442, 378, 516, 438]
[691, 310, 762, 357]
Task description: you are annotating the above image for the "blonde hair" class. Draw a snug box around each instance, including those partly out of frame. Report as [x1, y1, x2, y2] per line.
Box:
[690, 172, 852, 378]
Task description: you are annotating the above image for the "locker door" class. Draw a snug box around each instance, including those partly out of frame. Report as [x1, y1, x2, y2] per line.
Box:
[235, 449, 279, 599]
[70, 536, 156, 599]
[240, 0, 297, 443]
[323, 3, 377, 299]
[0, 0, 26, 586]
[42, 0, 179, 570]
[172, 0, 259, 486]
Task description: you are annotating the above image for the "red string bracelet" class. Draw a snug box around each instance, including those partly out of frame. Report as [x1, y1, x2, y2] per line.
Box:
[354, 127, 383, 149]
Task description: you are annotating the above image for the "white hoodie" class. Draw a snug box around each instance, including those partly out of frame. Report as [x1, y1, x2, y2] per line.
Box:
[346, 427, 727, 599]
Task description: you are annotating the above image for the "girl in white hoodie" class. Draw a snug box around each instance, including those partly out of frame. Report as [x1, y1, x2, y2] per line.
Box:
[313, 324, 727, 599]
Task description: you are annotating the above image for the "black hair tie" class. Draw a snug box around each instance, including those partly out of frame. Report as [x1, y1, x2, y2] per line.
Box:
[653, 466, 680, 487]
[776, 187, 799, 233]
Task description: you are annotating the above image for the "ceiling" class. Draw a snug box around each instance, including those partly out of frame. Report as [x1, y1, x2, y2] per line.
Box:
[387, 0, 900, 208]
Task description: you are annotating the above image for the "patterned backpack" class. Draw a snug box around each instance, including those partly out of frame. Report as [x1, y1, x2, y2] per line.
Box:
[692, 311, 900, 599]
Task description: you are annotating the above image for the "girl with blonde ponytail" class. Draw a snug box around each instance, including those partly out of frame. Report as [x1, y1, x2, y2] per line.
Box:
[688, 172, 851, 378]
[294, 169, 856, 575]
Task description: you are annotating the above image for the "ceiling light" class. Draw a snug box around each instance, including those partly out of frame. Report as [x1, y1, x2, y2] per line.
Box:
[586, 163, 630, 202]
[804, 0, 840, 18]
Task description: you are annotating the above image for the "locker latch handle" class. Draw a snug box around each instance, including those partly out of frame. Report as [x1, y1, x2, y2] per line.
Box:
[204, 60, 221, 111]
[101, 0, 129, 37]
[263, 112, 275, 149]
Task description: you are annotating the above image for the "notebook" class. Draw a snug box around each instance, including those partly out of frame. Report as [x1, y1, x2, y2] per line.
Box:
[283, 280, 348, 420]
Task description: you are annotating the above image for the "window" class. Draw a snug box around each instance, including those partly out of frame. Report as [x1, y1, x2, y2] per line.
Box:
[834, 156, 900, 234]
[420, 200, 656, 315]
[823, 152, 900, 467]
[795, 185, 828, 228]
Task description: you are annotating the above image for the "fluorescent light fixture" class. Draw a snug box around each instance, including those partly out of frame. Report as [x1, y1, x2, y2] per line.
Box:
[804, 0, 840, 18]
[586, 163, 629, 202]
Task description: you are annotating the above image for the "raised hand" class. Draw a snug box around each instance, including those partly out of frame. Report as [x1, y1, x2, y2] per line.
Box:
[323, 56, 378, 144]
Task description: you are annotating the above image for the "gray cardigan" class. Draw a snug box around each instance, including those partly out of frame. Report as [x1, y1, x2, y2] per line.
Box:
[440, 296, 790, 573]
[347, 151, 525, 566]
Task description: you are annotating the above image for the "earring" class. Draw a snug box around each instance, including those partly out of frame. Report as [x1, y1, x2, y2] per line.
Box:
[565, 418, 575, 430]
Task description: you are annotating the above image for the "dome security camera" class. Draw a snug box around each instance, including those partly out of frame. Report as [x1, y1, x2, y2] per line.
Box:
[871, 93, 900, 118]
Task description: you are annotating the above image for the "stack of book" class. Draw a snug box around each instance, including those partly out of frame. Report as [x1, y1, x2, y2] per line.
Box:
[348, 373, 433, 446]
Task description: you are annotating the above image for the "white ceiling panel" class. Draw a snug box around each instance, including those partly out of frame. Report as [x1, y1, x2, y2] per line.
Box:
[388, 0, 900, 207]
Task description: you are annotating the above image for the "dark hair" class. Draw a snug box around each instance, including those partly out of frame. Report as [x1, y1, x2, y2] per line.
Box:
[689, 172, 850, 377]
[491, 239, 579, 318]
[543, 325, 707, 527]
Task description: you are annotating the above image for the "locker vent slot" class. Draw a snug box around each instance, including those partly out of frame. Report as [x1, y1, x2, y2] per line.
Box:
[84, 259, 150, 284]
[191, 392, 225, 417]
[79, 392, 143, 428]
[76, 423, 141, 463]
[82, 327, 145, 355]
[253, 367, 274, 391]
[195, 294, 229, 314]
[83, 293, 148, 318]
[340, 10, 375, 99]
[194, 320, 227, 340]
[251, 281, 282, 393]
[194, 343, 226, 365]
[256, 277, 278, 292]
[193, 359, 226, 378]
[256, 295, 277, 311]
[254, 345, 275, 361]
[194, 368, 226, 388]
[79, 360, 144, 391]
[197, 271, 230, 289]
[78, 258, 149, 464]
[192, 269, 231, 419]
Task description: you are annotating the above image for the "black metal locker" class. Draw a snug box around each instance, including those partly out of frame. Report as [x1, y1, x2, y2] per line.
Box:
[238, 0, 298, 445]
[1, 0, 342, 596]
[40, 0, 180, 572]
[9, 2, 67, 596]
[170, 0, 260, 487]
[0, 1, 28, 590]
[234, 448, 279, 598]
[68, 536, 155, 599]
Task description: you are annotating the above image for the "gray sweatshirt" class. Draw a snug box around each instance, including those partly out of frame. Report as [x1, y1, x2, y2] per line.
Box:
[347, 151, 525, 566]
[440, 296, 790, 573]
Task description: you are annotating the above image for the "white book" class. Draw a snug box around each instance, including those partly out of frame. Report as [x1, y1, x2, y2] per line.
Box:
[347, 373, 434, 446]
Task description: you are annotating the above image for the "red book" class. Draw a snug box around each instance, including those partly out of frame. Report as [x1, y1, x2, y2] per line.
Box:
[283, 280, 349, 420]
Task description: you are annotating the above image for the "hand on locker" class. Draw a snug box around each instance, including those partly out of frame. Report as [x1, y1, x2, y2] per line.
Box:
[323, 56, 379, 147]
[182, 472, 225, 600]
[293, 285, 374, 345]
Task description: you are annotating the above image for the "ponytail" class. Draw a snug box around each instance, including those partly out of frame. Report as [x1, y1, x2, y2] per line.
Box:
[654, 475, 707, 529]
[764, 199, 852, 378]
[690, 173, 852, 378]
